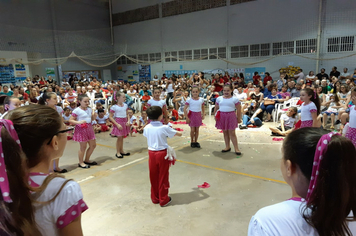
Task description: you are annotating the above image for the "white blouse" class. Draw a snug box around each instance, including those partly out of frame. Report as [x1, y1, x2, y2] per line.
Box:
[216, 96, 240, 112]
[185, 98, 205, 112]
[110, 104, 128, 118]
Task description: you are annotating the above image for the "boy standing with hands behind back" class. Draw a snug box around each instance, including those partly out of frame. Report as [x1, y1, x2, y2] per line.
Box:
[144, 106, 182, 207]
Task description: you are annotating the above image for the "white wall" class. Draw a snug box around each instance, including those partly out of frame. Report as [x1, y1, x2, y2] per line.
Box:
[113, 0, 356, 79]
[0, 0, 115, 81]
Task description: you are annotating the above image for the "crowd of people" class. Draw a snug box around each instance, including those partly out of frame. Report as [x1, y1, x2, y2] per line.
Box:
[1, 66, 356, 235]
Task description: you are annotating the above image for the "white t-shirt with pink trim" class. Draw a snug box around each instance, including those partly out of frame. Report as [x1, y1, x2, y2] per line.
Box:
[349, 105, 356, 128]
[110, 104, 128, 118]
[301, 102, 317, 121]
[147, 99, 166, 108]
[216, 96, 240, 112]
[72, 107, 92, 124]
[96, 114, 109, 124]
[185, 98, 205, 112]
[248, 199, 356, 235]
[29, 173, 88, 236]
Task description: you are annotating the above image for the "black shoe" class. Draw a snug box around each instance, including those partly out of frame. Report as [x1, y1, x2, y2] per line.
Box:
[78, 164, 90, 169]
[335, 120, 341, 125]
[84, 161, 98, 166]
[120, 152, 130, 156]
[239, 125, 247, 130]
[161, 197, 172, 207]
[195, 142, 201, 148]
[221, 148, 231, 153]
[54, 169, 68, 173]
[191, 142, 196, 148]
[235, 152, 242, 156]
[115, 153, 123, 158]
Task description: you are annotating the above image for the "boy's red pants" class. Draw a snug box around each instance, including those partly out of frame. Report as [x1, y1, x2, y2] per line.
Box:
[148, 149, 171, 206]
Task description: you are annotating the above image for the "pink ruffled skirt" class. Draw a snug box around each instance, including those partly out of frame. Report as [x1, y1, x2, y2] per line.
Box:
[188, 111, 202, 127]
[111, 117, 130, 137]
[215, 111, 237, 130]
[73, 124, 96, 142]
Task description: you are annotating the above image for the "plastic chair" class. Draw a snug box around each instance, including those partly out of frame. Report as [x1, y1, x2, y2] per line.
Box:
[208, 103, 215, 116]
[274, 97, 300, 123]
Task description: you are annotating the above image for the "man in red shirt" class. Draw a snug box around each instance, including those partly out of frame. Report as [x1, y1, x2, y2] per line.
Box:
[19, 87, 29, 100]
[253, 72, 261, 85]
[263, 72, 272, 86]
[161, 74, 167, 81]
[212, 74, 224, 93]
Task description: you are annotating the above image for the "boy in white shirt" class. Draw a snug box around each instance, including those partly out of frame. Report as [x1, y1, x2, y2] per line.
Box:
[143, 106, 182, 207]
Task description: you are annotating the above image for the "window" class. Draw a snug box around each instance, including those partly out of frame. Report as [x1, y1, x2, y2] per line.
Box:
[113, 4, 159, 26]
[138, 54, 149, 63]
[127, 55, 137, 64]
[165, 51, 177, 62]
[296, 39, 317, 54]
[272, 43, 282, 55]
[250, 44, 260, 57]
[218, 47, 226, 59]
[209, 48, 217, 59]
[283, 41, 294, 54]
[261, 43, 270, 56]
[327, 36, 354, 53]
[341, 36, 354, 51]
[117, 56, 126, 65]
[231, 45, 248, 58]
[230, 0, 256, 5]
[149, 53, 161, 62]
[162, 0, 226, 18]
[194, 49, 208, 60]
[178, 50, 192, 61]
[272, 41, 294, 55]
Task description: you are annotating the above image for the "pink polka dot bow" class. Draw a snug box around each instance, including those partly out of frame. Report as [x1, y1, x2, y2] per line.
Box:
[0, 120, 22, 203]
[306, 131, 339, 202]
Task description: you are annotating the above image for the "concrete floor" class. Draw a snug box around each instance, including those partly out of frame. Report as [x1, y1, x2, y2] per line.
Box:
[60, 115, 290, 236]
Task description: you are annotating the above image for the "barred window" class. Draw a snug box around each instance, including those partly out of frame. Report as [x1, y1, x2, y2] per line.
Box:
[296, 39, 317, 54]
[209, 48, 217, 59]
[127, 55, 137, 64]
[326, 36, 354, 52]
[231, 45, 248, 58]
[218, 47, 226, 59]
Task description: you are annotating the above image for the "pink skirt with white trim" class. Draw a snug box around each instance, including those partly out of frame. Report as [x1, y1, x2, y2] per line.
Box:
[300, 120, 313, 128]
[111, 117, 130, 137]
[188, 111, 202, 127]
[73, 124, 96, 142]
[346, 126, 356, 147]
[215, 111, 237, 130]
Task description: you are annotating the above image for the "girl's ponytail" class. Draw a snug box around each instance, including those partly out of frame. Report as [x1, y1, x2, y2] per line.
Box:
[303, 88, 321, 115]
[304, 133, 356, 235]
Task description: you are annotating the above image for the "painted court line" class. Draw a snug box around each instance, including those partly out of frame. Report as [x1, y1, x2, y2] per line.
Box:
[176, 159, 287, 184]
[77, 176, 95, 183]
[205, 139, 282, 145]
[110, 157, 147, 171]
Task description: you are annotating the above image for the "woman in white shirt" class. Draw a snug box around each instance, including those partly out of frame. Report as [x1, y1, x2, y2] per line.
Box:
[248, 128, 356, 235]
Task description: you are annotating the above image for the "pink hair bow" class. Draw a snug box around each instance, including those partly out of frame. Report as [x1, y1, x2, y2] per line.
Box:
[0, 120, 22, 203]
[306, 131, 339, 202]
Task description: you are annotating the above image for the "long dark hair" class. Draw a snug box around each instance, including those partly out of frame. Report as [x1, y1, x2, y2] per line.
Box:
[302, 88, 321, 115]
[283, 128, 356, 235]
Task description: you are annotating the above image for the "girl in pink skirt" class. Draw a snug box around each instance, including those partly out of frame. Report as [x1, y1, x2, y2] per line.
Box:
[184, 86, 205, 148]
[69, 94, 97, 169]
[213, 84, 242, 155]
[147, 88, 168, 124]
[109, 92, 131, 158]
[300, 88, 321, 128]
[345, 87, 356, 147]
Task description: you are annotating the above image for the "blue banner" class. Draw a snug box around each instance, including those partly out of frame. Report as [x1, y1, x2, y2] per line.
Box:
[139, 64, 151, 82]
[244, 67, 265, 83]
[164, 70, 198, 78]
